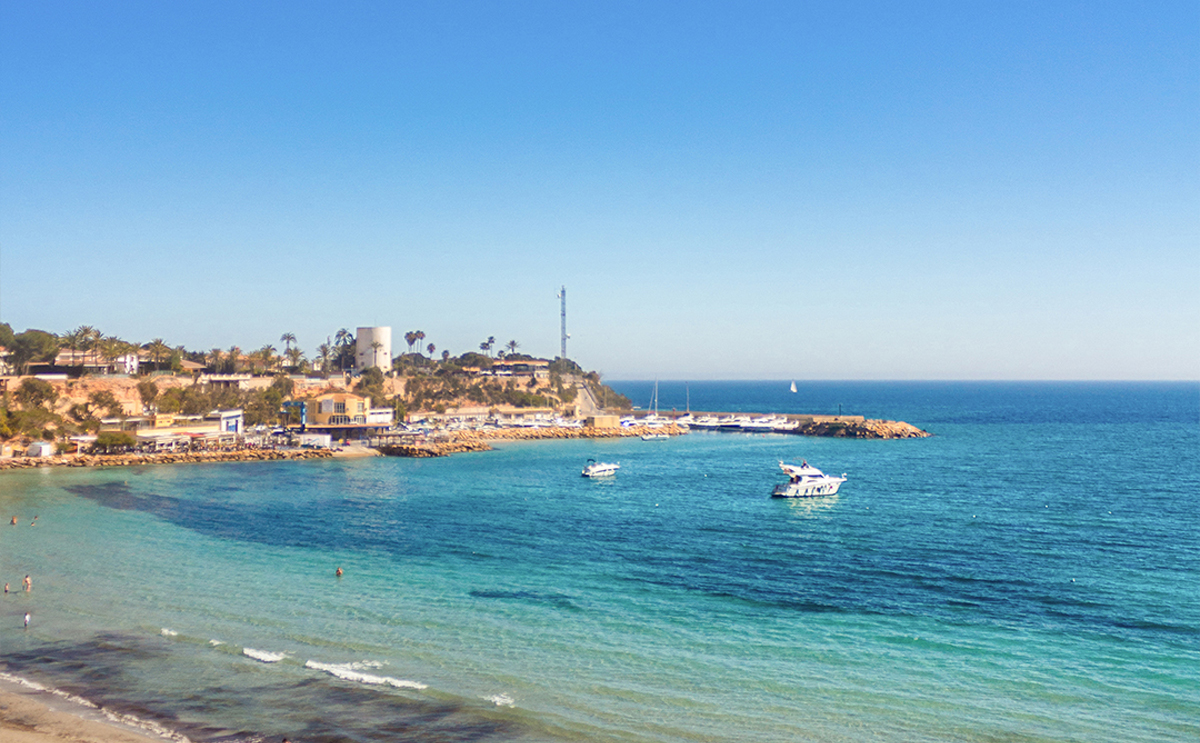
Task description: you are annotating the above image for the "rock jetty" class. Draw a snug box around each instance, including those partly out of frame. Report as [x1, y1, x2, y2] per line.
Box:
[0, 448, 333, 471]
[794, 419, 930, 439]
[377, 424, 688, 458]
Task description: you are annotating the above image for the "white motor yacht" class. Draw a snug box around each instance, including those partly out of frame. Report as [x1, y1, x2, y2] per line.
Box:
[772, 460, 846, 498]
[582, 459, 621, 477]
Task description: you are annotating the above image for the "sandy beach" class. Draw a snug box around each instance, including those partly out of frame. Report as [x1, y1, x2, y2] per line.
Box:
[0, 679, 172, 743]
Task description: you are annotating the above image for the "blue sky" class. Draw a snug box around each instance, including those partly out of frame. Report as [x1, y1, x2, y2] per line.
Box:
[1, 1, 1196, 379]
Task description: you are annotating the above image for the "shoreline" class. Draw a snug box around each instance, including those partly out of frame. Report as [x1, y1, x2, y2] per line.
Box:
[0, 673, 177, 743]
[0, 415, 929, 470]
[0, 448, 335, 472]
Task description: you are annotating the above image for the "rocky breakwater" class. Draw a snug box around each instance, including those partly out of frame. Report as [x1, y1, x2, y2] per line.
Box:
[795, 418, 930, 439]
[378, 424, 687, 458]
[376, 439, 495, 458]
[0, 448, 334, 471]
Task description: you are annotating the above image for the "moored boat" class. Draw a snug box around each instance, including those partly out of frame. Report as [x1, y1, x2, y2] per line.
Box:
[771, 460, 845, 498]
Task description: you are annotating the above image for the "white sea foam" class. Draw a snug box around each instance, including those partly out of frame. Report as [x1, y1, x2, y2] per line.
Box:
[304, 660, 427, 690]
[484, 693, 515, 707]
[208, 639, 224, 646]
[242, 648, 289, 663]
[1, 670, 98, 708]
[1, 671, 192, 741]
[161, 628, 178, 637]
[101, 707, 195, 742]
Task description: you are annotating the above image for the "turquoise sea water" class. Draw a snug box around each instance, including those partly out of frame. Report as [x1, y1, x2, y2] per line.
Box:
[0, 381, 1197, 743]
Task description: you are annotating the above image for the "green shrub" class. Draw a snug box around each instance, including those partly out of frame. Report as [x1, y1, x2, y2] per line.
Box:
[92, 431, 136, 453]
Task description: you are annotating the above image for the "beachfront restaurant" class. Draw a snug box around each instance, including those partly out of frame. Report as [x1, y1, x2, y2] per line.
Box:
[99, 409, 245, 451]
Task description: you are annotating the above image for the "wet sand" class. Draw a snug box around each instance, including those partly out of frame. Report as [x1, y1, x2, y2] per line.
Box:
[0, 681, 169, 743]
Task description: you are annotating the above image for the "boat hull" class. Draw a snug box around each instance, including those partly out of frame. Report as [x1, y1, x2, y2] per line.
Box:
[771, 480, 843, 498]
[772, 460, 845, 497]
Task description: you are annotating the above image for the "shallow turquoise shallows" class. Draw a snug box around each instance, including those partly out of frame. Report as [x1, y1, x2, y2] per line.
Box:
[1, 382, 1197, 742]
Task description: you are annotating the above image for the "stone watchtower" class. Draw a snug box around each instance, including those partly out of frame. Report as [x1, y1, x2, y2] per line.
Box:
[355, 327, 392, 371]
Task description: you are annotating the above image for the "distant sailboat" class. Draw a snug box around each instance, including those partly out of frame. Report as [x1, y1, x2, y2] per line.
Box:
[790, 381, 797, 393]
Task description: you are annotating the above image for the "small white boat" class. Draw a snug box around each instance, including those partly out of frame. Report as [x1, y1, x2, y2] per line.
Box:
[582, 459, 620, 477]
[790, 381, 797, 393]
[641, 432, 669, 441]
[772, 460, 846, 498]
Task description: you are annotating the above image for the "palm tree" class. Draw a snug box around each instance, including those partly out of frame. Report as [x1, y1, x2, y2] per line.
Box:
[480, 336, 496, 357]
[415, 331, 426, 354]
[370, 340, 383, 369]
[66, 325, 100, 358]
[100, 336, 130, 372]
[333, 329, 353, 372]
[405, 331, 418, 354]
[506, 340, 519, 356]
[227, 346, 242, 373]
[60, 327, 87, 368]
[426, 342, 435, 358]
[258, 345, 277, 374]
[316, 342, 332, 374]
[207, 348, 223, 371]
[61, 328, 82, 353]
[146, 338, 170, 370]
[280, 332, 296, 355]
[83, 326, 101, 352]
[286, 346, 304, 371]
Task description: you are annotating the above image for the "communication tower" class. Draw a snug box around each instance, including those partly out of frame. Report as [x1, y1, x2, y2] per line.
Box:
[558, 286, 568, 360]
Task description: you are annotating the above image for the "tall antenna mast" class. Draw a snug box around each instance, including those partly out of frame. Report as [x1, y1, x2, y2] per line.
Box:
[559, 285, 568, 360]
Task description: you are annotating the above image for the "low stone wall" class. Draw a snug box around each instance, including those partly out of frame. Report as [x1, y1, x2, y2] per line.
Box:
[0, 448, 333, 471]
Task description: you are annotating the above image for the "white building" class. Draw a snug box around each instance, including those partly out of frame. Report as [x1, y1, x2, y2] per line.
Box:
[25, 441, 56, 457]
[355, 326, 392, 372]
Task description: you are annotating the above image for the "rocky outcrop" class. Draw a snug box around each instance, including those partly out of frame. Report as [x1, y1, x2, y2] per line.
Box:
[794, 419, 930, 439]
[377, 440, 495, 458]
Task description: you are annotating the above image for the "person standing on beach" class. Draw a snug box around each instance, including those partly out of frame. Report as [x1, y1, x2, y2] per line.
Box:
[23, 575, 31, 592]
[24, 612, 30, 629]
[4, 582, 8, 594]
[10, 516, 16, 525]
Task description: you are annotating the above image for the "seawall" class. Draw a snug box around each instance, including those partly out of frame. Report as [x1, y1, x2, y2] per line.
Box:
[376, 424, 689, 457]
[0, 448, 334, 471]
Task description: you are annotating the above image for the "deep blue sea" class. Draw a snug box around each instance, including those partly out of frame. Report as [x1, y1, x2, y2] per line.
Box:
[1, 381, 1197, 743]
